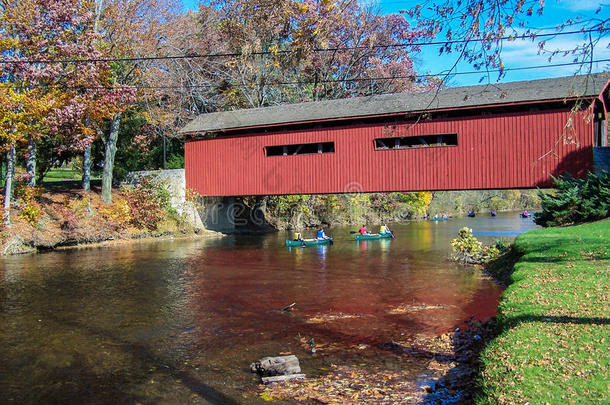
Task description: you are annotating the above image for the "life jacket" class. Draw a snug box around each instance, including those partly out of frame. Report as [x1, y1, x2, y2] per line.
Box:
[294, 232, 302, 240]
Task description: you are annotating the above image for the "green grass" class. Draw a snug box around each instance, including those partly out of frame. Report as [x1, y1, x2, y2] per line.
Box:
[478, 220, 610, 404]
[43, 168, 83, 182]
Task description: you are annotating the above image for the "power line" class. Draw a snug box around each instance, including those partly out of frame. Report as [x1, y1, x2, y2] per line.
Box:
[13, 58, 607, 92]
[0, 28, 605, 65]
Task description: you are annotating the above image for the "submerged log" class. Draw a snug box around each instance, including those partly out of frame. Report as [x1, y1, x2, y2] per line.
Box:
[250, 355, 301, 376]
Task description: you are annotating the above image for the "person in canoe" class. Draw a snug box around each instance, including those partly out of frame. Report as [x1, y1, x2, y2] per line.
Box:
[359, 225, 370, 235]
[317, 227, 329, 240]
[468, 210, 476, 217]
[379, 224, 394, 238]
[490, 210, 497, 217]
[441, 213, 448, 220]
[293, 232, 304, 242]
[521, 210, 530, 218]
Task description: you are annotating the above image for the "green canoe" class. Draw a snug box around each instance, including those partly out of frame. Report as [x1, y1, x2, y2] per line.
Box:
[286, 237, 333, 247]
[354, 232, 393, 241]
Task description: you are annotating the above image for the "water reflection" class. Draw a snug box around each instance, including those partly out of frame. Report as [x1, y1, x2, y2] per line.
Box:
[0, 212, 538, 404]
[316, 244, 328, 262]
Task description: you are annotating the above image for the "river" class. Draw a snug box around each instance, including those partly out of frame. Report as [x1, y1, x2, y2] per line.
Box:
[0, 213, 537, 404]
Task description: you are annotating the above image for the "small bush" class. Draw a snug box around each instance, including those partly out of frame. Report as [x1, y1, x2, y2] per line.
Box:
[20, 203, 41, 225]
[55, 205, 80, 234]
[16, 185, 43, 225]
[122, 177, 173, 231]
[69, 196, 91, 216]
[534, 171, 610, 227]
[100, 198, 131, 226]
[166, 153, 185, 169]
[451, 227, 501, 265]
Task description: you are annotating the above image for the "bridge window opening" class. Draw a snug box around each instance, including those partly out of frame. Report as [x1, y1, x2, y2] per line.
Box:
[375, 134, 457, 150]
[265, 142, 335, 156]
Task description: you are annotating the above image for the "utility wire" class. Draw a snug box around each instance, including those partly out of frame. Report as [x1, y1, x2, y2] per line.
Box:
[0, 28, 605, 65]
[13, 58, 608, 92]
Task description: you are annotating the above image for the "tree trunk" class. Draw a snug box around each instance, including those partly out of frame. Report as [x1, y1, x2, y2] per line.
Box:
[102, 112, 122, 204]
[82, 145, 91, 191]
[26, 136, 36, 186]
[3, 146, 16, 226]
[162, 136, 166, 170]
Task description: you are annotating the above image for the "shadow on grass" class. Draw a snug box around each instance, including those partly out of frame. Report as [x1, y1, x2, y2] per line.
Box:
[41, 179, 102, 190]
[483, 247, 523, 285]
[503, 314, 610, 327]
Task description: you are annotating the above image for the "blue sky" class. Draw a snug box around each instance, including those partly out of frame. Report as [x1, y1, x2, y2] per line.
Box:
[180, 0, 609, 86]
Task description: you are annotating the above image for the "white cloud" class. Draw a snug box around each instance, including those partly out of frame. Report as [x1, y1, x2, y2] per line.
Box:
[557, 0, 605, 12]
[500, 35, 610, 67]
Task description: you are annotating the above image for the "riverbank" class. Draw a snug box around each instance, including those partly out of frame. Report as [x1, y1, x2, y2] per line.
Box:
[243, 189, 540, 231]
[0, 185, 218, 255]
[478, 219, 610, 404]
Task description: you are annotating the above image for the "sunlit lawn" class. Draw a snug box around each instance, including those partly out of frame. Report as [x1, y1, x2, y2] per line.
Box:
[479, 220, 610, 404]
[44, 168, 94, 182]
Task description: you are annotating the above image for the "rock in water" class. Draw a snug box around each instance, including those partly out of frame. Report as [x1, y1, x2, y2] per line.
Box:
[250, 355, 301, 376]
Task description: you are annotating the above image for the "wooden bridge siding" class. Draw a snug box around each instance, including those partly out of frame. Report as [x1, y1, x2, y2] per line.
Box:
[185, 108, 593, 196]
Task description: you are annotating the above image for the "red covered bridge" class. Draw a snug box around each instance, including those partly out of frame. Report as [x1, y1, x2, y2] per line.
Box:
[181, 73, 609, 197]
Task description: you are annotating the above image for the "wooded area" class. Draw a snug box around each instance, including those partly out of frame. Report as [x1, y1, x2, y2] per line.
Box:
[1, 0, 607, 225]
[1, 0, 429, 225]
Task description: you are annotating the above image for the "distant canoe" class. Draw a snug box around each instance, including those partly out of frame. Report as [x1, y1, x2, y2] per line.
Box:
[286, 237, 333, 247]
[354, 232, 393, 241]
[431, 217, 448, 221]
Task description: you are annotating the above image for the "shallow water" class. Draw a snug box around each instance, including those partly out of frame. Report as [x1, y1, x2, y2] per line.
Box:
[0, 213, 537, 404]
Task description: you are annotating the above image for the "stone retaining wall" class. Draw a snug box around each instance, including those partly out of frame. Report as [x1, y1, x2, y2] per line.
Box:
[124, 169, 235, 233]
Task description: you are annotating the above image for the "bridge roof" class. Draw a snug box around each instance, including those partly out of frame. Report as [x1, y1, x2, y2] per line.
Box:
[180, 72, 609, 135]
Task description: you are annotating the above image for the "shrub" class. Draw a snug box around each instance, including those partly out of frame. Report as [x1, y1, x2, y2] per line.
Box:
[534, 171, 610, 227]
[55, 205, 80, 234]
[451, 227, 501, 265]
[16, 185, 43, 225]
[166, 153, 184, 169]
[122, 177, 173, 231]
[69, 196, 91, 215]
[100, 198, 131, 226]
[20, 203, 40, 225]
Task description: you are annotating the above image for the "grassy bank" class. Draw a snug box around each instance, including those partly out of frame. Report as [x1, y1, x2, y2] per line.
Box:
[479, 220, 610, 404]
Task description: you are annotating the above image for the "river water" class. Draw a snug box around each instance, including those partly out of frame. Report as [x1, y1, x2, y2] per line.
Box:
[0, 213, 537, 404]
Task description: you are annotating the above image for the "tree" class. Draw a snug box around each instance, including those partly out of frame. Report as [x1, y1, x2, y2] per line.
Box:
[162, 0, 431, 112]
[534, 172, 610, 227]
[91, 0, 179, 203]
[0, 86, 49, 225]
[403, 0, 608, 82]
[0, 0, 98, 223]
[0, 0, 135, 220]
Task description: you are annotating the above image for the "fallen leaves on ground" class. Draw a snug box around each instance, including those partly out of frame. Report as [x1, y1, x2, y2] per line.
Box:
[259, 363, 421, 404]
